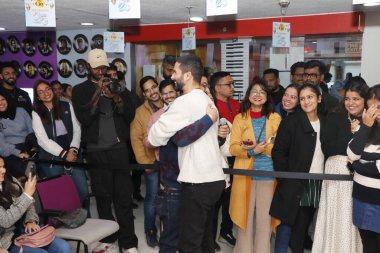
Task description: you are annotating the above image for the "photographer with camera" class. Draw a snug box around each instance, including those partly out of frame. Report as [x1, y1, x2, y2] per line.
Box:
[72, 49, 138, 253]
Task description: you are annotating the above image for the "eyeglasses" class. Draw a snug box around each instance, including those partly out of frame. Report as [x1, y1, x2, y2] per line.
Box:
[250, 90, 267, 96]
[143, 84, 158, 94]
[161, 90, 176, 97]
[37, 87, 52, 95]
[218, 81, 235, 88]
[303, 73, 320, 79]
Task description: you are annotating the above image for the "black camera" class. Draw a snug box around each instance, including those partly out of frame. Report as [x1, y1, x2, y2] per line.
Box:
[103, 74, 123, 94]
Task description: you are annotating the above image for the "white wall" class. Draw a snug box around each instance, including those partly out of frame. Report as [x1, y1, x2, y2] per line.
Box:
[361, 11, 380, 87]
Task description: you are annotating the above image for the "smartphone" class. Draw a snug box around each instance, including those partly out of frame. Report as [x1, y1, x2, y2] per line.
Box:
[30, 164, 36, 177]
[242, 140, 254, 146]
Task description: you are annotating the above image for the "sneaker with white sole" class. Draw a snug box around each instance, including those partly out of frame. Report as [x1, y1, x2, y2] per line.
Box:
[92, 242, 119, 253]
[123, 247, 138, 253]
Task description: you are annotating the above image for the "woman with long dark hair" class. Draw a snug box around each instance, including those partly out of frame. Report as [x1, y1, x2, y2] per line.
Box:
[270, 83, 325, 253]
[0, 90, 33, 178]
[347, 84, 380, 253]
[274, 84, 299, 119]
[312, 77, 367, 252]
[32, 80, 88, 206]
[229, 80, 281, 253]
[0, 156, 71, 253]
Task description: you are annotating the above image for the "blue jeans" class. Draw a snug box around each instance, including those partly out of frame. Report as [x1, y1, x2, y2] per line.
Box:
[156, 189, 181, 253]
[9, 237, 71, 253]
[144, 171, 159, 233]
[38, 163, 89, 208]
[275, 223, 292, 253]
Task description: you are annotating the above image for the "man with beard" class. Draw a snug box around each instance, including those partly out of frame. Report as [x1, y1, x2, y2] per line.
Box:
[72, 49, 138, 253]
[263, 68, 284, 105]
[161, 55, 176, 81]
[0, 62, 32, 115]
[290, 61, 305, 87]
[130, 76, 163, 249]
[148, 55, 225, 253]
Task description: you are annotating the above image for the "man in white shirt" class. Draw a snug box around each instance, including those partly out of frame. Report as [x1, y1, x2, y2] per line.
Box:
[148, 55, 225, 253]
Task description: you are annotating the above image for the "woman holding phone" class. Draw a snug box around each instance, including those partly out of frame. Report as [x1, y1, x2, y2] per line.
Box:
[0, 156, 71, 253]
[270, 83, 325, 253]
[229, 80, 281, 253]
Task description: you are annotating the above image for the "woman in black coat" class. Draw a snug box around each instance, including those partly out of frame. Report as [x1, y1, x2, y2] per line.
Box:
[270, 83, 325, 253]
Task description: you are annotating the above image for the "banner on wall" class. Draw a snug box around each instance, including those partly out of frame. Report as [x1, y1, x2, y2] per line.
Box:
[25, 0, 56, 27]
[272, 22, 290, 48]
[182, 27, 196, 51]
[109, 0, 140, 19]
[104, 32, 124, 53]
[206, 0, 237, 16]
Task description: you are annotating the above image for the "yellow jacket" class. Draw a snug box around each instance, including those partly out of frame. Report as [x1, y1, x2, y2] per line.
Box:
[229, 112, 281, 231]
[130, 100, 156, 164]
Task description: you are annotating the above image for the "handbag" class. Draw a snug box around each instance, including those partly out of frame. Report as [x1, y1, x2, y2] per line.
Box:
[14, 225, 55, 248]
[51, 208, 88, 229]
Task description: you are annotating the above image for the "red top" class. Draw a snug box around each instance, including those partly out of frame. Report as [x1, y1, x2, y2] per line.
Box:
[250, 111, 262, 119]
[216, 98, 240, 123]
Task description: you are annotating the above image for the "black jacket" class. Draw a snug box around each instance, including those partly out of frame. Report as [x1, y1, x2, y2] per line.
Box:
[269, 111, 325, 225]
[72, 80, 136, 145]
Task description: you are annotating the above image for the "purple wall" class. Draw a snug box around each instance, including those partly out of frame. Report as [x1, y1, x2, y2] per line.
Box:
[0, 31, 57, 88]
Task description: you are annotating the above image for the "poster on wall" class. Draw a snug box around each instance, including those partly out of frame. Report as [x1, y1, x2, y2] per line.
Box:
[57, 35, 71, 55]
[38, 61, 54, 79]
[73, 34, 89, 54]
[22, 38, 36, 56]
[109, 0, 141, 19]
[11, 61, 22, 77]
[182, 27, 196, 51]
[91, 34, 104, 49]
[58, 59, 73, 78]
[112, 58, 127, 74]
[23, 61, 37, 78]
[104, 32, 124, 53]
[38, 37, 52, 56]
[206, 0, 237, 16]
[7, 36, 21, 54]
[74, 59, 88, 78]
[25, 0, 56, 27]
[272, 22, 290, 48]
[0, 38, 5, 55]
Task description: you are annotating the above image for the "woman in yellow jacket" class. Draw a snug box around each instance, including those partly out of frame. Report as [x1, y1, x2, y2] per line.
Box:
[229, 80, 281, 253]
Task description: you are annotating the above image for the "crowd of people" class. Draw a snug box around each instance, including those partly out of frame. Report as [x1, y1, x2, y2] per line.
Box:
[0, 49, 379, 253]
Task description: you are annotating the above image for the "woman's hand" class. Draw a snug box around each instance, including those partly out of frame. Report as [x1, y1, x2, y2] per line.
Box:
[362, 105, 380, 127]
[241, 141, 256, 150]
[65, 150, 77, 162]
[253, 142, 268, 154]
[18, 152, 30, 159]
[24, 172, 37, 196]
[25, 222, 40, 233]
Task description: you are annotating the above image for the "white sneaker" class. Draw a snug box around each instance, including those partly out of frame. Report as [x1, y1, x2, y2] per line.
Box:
[106, 243, 119, 253]
[123, 247, 138, 253]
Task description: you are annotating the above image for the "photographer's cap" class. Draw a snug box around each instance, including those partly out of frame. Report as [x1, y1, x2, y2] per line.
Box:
[87, 49, 109, 68]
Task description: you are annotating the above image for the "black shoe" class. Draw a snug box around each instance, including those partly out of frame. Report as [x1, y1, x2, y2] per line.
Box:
[132, 201, 138, 209]
[218, 232, 236, 247]
[146, 229, 159, 249]
[214, 241, 221, 252]
[133, 192, 144, 202]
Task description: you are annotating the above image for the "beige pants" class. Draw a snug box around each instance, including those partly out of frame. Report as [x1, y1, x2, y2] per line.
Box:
[233, 180, 274, 253]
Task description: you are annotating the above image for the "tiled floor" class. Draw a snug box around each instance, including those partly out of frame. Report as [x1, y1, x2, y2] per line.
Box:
[78, 183, 310, 253]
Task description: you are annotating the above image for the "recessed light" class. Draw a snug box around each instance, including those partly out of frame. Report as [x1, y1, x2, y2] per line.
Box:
[190, 16, 204, 22]
[0, 27, 5, 31]
[81, 22, 94, 26]
[364, 2, 380, 6]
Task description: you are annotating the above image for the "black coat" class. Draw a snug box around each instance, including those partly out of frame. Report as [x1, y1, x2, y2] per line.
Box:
[269, 110, 325, 225]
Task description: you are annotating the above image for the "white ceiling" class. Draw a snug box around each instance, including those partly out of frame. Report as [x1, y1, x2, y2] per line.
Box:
[0, 0, 378, 32]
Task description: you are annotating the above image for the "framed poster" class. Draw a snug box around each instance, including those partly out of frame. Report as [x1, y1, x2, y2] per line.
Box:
[0, 38, 6, 55]
[112, 58, 127, 74]
[73, 34, 88, 54]
[7, 36, 21, 54]
[38, 61, 54, 79]
[58, 59, 73, 78]
[11, 61, 22, 77]
[74, 59, 88, 78]
[22, 38, 36, 56]
[57, 35, 72, 55]
[23, 61, 37, 78]
[91, 34, 104, 49]
[38, 38, 53, 56]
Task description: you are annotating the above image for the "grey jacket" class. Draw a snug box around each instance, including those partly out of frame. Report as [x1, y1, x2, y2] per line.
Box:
[0, 180, 39, 250]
